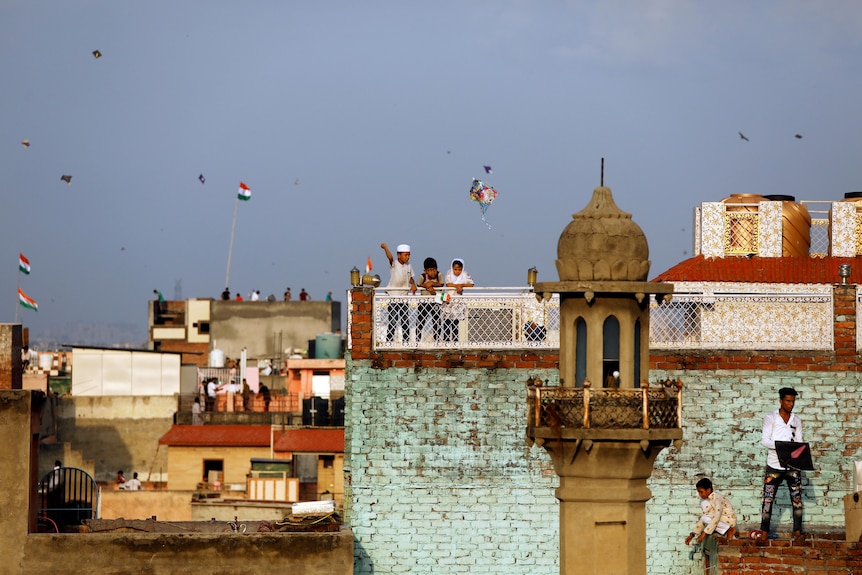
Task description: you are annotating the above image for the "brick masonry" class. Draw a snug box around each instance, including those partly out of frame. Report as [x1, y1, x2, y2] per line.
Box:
[0, 323, 23, 390]
[345, 289, 862, 574]
[718, 535, 862, 574]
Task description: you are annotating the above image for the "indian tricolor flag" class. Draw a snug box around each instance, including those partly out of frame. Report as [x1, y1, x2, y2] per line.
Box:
[366, 256, 373, 274]
[19, 253, 30, 275]
[18, 288, 37, 312]
[237, 182, 251, 201]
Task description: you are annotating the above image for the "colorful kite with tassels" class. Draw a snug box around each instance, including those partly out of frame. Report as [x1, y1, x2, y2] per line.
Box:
[469, 178, 498, 229]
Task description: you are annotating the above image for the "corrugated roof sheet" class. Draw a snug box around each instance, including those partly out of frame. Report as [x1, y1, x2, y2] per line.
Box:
[158, 425, 274, 447]
[651, 255, 862, 284]
[272, 428, 344, 453]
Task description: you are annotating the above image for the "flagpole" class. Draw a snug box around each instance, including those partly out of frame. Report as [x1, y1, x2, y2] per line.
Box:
[225, 196, 239, 291]
[15, 266, 20, 324]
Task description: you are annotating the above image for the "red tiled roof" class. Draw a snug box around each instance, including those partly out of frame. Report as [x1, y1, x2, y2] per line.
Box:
[158, 425, 274, 447]
[651, 255, 862, 284]
[273, 428, 344, 454]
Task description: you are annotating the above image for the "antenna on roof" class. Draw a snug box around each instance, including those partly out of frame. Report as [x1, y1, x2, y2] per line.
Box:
[600, 157, 604, 187]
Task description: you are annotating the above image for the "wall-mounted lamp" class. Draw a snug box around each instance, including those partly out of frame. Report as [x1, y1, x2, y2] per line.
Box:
[527, 267, 538, 286]
[839, 263, 851, 285]
[350, 266, 361, 287]
[360, 273, 382, 294]
[361, 274, 382, 288]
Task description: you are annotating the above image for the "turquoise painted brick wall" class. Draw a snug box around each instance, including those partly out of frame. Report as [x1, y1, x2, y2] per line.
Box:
[345, 360, 861, 575]
[345, 361, 561, 575]
[646, 369, 862, 574]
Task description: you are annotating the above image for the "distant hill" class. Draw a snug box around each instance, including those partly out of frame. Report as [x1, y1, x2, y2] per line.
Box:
[28, 321, 147, 350]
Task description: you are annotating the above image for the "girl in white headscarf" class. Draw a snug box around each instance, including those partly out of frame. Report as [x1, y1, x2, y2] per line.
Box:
[444, 258, 474, 293]
[442, 259, 474, 342]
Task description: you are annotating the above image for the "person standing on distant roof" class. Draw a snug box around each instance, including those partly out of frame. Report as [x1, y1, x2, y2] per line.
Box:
[235, 292, 243, 301]
[251, 290, 260, 301]
[153, 289, 166, 318]
[381, 242, 417, 344]
[192, 396, 203, 425]
[221, 287, 230, 300]
[206, 378, 219, 411]
[760, 387, 804, 539]
[241, 378, 251, 411]
[284, 287, 292, 301]
[325, 290, 333, 302]
[299, 288, 311, 301]
[125, 472, 142, 491]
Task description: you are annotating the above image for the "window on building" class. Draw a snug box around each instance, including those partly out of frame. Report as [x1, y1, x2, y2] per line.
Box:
[321, 455, 334, 469]
[202, 459, 223, 484]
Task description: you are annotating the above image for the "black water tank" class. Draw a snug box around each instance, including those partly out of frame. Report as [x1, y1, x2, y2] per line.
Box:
[302, 397, 329, 426]
[331, 397, 345, 426]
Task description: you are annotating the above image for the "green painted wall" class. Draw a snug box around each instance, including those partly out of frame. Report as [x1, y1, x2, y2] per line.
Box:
[346, 361, 862, 575]
[345, 360, 561, 575]
[647, 369, 862, 574]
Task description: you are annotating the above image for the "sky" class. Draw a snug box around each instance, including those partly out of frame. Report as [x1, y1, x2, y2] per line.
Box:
[3, 1, 862, 344]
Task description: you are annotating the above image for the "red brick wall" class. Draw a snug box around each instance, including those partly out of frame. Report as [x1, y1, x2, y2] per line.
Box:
[719, 536, 861, 574]
[154, 340, 208, 366]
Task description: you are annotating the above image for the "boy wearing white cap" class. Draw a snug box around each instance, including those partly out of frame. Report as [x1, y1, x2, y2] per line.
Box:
[380, 242, 417, 343]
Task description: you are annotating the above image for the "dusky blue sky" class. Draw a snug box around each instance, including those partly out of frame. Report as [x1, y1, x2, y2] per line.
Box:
[3, 1, 862, 342]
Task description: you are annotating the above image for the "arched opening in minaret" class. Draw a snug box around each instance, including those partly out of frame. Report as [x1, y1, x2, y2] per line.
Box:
[603, 315, 620, 388]
[634, 318, 642, 388]
[575, 317, 587, 387]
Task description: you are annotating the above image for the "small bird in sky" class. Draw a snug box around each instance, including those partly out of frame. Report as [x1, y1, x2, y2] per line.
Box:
[60, 174, 72, 184]
[795, 134, 803, 139]
[484, 165, 492, 174]
[198, 174, 205, 184]
[738, 132, 749, 142]
[92, 50, 102, 59]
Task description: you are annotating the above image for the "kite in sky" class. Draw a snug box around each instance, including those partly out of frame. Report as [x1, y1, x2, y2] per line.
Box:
[484, 165, 492, 174]
[469, 178, 498, 229]
[60, 175, 72, 184]
[199, 174, 206, 184]
[795, 134, 803, 139]
[92, 50, 102, 59]
[20, 140, 30, 148]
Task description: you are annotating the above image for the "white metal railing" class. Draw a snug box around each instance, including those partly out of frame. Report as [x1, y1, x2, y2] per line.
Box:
[349, 284, 838, 352]
[650, 287, 834, 350]
[368, 288, 560, 350]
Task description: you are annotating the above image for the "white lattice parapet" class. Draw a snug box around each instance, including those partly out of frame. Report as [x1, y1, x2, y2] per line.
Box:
[650, 282, 833, 350]
[830, 201, 857, 257]
[700, 202, 725, 257]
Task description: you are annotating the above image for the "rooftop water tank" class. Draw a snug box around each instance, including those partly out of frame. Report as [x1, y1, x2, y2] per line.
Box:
[763, 195, 811, 257]
[314, 333, 342, 359]
[209, 349, 225, 368]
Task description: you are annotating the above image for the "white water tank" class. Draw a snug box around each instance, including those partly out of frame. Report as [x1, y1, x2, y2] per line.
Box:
[209, 349, 225, 368]
[38, 353, 52, 371]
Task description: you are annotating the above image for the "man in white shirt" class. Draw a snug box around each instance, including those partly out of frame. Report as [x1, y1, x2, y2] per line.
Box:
[125, 472, 142, 491]
[760, 387, 804, 538]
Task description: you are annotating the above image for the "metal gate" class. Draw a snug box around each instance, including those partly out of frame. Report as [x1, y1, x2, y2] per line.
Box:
[36, 467, 99, 532]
